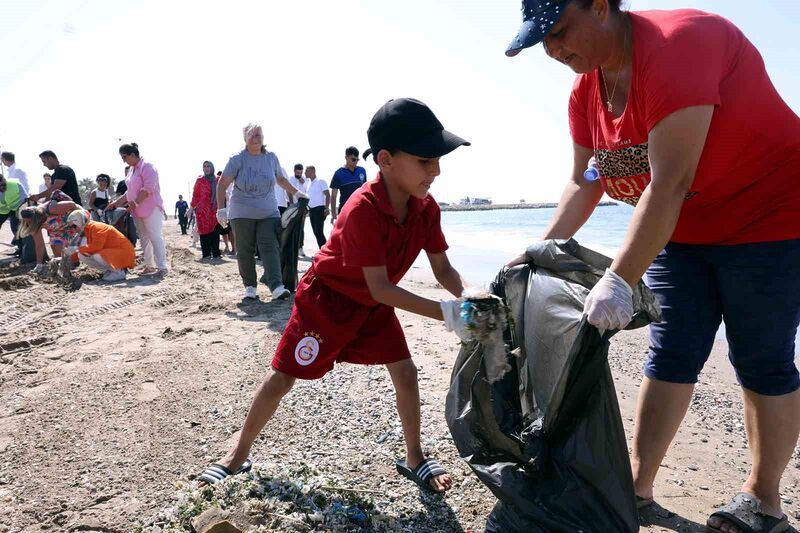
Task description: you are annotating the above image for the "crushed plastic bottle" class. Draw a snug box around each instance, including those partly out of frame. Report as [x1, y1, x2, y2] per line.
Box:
[584, 156, 600, 182]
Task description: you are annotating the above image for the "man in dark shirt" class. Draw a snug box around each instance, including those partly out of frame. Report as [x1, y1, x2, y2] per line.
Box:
[330, 146, 367, 222]
[30, 150, 82, 205]
[175, 195, 189, 234]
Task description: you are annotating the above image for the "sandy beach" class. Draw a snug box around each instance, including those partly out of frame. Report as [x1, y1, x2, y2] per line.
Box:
[1, 220, 799, 532]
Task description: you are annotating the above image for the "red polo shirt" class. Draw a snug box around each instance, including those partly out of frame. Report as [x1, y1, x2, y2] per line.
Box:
[311, 174, 449, 306]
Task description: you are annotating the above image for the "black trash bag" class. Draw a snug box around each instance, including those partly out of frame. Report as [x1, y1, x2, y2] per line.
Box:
[280, 197, 309, 292]
[103, 208, 137, 247]
[445, 239, 661, 533]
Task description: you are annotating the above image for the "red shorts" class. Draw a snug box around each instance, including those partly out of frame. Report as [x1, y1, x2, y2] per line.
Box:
[271, 271, 411, 379]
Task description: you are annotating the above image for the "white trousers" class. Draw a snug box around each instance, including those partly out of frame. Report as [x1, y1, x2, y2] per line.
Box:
[78, 253, 123, 275]
[132, 209, 167, 270]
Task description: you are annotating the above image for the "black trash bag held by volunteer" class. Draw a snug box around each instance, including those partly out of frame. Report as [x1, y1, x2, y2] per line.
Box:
[280, 197, 309, 292]
[446, 239, 661, 533]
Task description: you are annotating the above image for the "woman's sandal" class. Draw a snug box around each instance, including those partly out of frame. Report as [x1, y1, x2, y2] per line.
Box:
[396, 457, 448, 493]
[707, 492, 790, 533]
[197, 459, 253, 486]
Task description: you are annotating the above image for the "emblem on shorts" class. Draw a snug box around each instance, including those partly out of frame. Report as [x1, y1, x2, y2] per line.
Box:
[295, 332, 322, 366]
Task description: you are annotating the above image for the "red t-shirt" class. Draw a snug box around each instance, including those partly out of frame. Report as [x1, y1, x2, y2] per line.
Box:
[311, 174, 449, 306]
[569, 9, 800, 245]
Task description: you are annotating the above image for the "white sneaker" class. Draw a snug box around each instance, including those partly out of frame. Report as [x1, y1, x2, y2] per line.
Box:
[244, 286, 258, 300]
[271, 285, 290, 300]
[102, 270, 126, 282]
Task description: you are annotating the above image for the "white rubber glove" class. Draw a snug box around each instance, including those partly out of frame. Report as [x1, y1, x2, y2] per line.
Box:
[440, 300, 469, 341]
[293, 191, 309, 202]
[63, 246, 79, 255]
[216, 208, 229, 227]
[584, 268, 634, 332]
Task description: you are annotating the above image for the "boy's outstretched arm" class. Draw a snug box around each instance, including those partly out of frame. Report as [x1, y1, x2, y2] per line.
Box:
[362, 266, 445, 321]
[426, 252, 465, 298]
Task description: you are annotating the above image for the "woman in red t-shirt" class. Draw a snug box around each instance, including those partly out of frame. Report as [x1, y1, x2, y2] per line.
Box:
[506, 1, 800, 531]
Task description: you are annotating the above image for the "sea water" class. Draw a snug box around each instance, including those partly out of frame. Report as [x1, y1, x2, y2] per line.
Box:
[435, 203, 633, 285]
[429, 203, 799, 351]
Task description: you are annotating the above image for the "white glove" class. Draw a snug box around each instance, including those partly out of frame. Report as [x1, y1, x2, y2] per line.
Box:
[440, 300, 470, 341]
[216, 208, 229, 227]
[584, 268, 633, 332]
[293, 191, 309, 202]
[63, 246, 79, 255]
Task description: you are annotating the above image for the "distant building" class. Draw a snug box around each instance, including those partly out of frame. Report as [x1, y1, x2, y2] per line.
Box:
[472, 198, 491, 205]
[459, 197, 471, 205]
[520, 198, 526, 204]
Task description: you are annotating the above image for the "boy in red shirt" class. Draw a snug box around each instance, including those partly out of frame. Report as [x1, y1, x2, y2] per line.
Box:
[198, 98, 470, 493]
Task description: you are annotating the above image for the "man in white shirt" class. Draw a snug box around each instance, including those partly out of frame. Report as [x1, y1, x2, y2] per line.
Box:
[288, 164, 309, 256]
[304, 165, 330, 249]
[1, 152, 29, 192]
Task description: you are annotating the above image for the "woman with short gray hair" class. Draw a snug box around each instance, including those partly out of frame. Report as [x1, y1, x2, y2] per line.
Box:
[216, 124, 306, 300]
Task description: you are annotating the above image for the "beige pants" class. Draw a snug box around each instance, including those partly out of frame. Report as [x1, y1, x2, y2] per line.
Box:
[78, 253, 123, 276]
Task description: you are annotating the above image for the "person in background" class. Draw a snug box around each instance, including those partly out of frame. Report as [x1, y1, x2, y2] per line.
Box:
[175, 194, 189, 235]
[107, 143, 167, 277]
[276, 165, 290, 216]
[189, 161, 222, 260]
[39, 173, 52, 196]
[1, 152, 29, 192]
[304, 165, 330, 250]
[62, 210, 135, 282]
[189, 208, 199, 248]
[0, 174, 28, 256]
[31, 151, 82, 205]
[216, 123, 306, 301]
[330, 146, 367, 222]
[18, 191, 88, 274]
[290, 163, 309, 257]
[88, 174, 112, 221]
[504, 1, 800, 530]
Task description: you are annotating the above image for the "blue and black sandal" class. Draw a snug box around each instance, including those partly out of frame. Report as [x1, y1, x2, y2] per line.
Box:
[197, 459, 253, 486]
[396, 458, 448, 493]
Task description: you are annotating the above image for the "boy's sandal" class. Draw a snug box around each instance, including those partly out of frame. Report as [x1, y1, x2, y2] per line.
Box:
[707, 492, 790, 533]
[396, 458, 447, 493]
[197, 459, 253, 486]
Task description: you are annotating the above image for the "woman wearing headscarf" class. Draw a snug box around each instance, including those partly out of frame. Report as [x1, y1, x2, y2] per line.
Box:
[504, 2, 800, 531]
[216, 123, 307, 301]
[62, 210, 135, 281]
[188, 161, 222, 259]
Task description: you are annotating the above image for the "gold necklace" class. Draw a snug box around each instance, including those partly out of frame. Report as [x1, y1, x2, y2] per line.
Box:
[600, 15, 629, 113]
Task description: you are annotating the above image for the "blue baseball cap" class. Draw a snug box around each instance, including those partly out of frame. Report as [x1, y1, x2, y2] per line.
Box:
[506, 0, 569, 57]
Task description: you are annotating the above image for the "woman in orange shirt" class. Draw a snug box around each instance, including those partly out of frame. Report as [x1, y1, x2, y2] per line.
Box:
[64, 211, 135, 282]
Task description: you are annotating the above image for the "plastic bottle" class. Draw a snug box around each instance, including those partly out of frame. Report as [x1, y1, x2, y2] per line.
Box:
[584, 157, 600, 182]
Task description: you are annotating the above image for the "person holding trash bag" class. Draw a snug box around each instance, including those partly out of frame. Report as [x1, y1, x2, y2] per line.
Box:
[216, 124, 307, 301]
[505, 2, 800, 532]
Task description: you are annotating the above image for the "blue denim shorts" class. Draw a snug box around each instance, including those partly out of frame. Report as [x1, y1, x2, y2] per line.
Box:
[644, 240, 800, 396]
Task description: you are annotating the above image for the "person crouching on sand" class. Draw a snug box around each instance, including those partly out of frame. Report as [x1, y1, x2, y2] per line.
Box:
[196, 98, 472, 494]
[18, 191, 89, 275]
[62, 210, 135, 282]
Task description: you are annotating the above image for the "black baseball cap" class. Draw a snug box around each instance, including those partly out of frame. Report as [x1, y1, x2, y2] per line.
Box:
[363, 98, 470, 160]
[506, 0, 569, 57]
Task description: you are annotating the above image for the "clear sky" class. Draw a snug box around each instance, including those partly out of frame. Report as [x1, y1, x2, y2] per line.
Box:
[1, 0, 798, 205]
